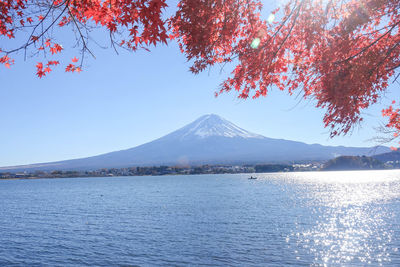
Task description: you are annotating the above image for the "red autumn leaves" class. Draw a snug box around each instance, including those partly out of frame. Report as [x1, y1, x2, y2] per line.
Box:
[65, 57, 81, 73]
[1, 0, 400, 143]
[0, 0, 169, 76]
[172, 0, 400, 143]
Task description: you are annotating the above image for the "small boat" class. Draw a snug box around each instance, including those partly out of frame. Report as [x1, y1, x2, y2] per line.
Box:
[248, 176, 257, 180]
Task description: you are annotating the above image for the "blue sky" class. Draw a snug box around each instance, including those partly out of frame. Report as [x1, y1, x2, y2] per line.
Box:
[0, 3, 399, 167]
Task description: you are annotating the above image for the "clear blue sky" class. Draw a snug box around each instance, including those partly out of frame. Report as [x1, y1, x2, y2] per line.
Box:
[0, 3, 399, 167]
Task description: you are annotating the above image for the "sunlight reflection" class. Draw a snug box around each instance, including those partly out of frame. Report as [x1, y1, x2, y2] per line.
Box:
[267, 13, 275, 24]
[251, 37, 261, 49]
[272, 170, 400, 265]
[298, 205, 393, 265]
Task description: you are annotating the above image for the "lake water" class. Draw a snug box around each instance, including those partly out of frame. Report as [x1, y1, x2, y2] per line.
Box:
[1, 170, 400, 266]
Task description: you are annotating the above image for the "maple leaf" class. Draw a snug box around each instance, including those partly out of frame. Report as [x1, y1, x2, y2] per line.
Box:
[53, 0, 64, 5]
[65, 64, 74, 72]
[50, 44, 63, 54]
[37, 71, 45, 78]
[36, 62, 45, 78]
[2, 0, 400, 142]
[47, 61, 60, 66]
[0, 55, 14, 68]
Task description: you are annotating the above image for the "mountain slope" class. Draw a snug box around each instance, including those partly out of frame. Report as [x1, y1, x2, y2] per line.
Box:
[373, 151, 400, 162]
[0, 114, 390, 171]
[323, 156, 385, 171]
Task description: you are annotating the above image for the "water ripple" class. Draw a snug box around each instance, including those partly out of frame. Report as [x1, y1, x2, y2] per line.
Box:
[1, 171, 400, 265]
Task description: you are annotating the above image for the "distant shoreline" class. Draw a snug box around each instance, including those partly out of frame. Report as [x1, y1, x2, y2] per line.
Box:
[3, 167, 399, 181]
[3, 156, 399, 181]
[0, 172, 252, 181]
[0, 163, 311, 180]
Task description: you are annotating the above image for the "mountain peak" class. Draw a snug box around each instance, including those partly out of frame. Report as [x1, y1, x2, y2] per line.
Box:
[0, 114, 391, 171]
[197, 113, 223, 120]
[168, 114, 265, 140]
[193, 113, 227, 125]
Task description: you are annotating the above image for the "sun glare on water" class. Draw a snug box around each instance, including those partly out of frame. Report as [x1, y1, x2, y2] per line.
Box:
[262, 170, 400, 265]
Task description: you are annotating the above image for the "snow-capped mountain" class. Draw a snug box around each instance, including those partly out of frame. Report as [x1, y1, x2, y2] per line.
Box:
[163, 114, 264, 140]
[0, 114, 390, 171]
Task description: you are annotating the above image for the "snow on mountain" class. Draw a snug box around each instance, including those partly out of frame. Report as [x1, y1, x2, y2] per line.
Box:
[163, 114, 264, 140]
[0, 114, 391, 171]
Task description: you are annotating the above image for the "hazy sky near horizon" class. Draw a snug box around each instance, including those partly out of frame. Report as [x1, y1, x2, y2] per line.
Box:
[1, 3, 400, 167]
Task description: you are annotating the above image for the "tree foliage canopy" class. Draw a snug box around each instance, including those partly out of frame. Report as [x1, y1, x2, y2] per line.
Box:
[1, 0, 400, 140]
